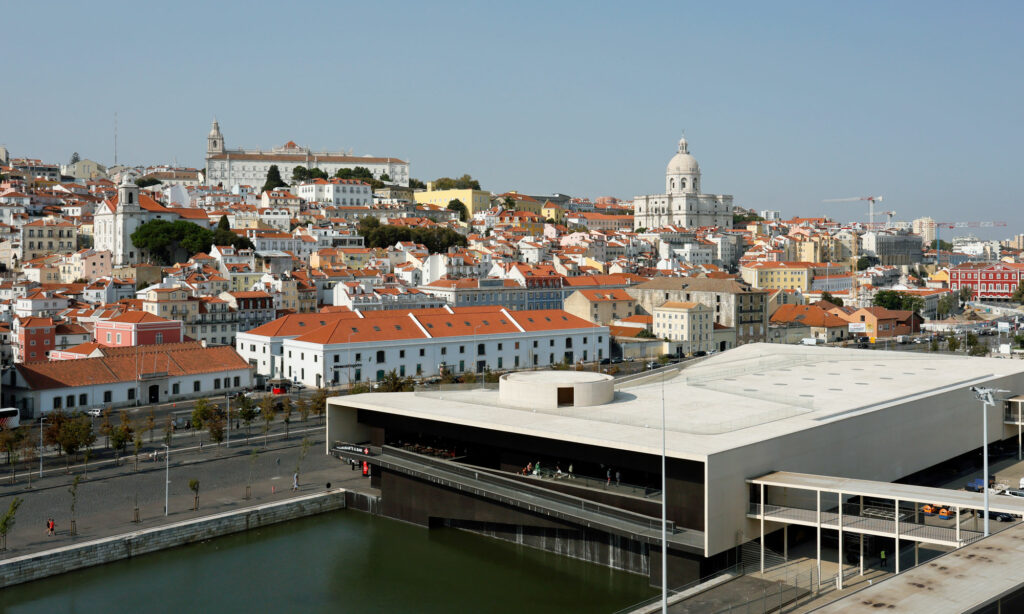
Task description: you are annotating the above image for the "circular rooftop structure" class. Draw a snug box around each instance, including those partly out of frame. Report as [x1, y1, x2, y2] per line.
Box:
[499, 371, 614, 410]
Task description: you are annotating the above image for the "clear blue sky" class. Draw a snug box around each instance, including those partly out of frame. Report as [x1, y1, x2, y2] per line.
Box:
[4, 1, 1022, 234]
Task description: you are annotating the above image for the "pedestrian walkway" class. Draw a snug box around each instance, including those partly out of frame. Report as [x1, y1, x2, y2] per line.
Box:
[0, 429, 376, 559]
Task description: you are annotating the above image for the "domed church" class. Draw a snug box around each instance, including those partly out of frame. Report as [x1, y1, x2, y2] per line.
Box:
[632, 133, 733, 230]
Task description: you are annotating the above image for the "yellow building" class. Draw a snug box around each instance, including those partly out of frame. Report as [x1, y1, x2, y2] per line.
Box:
[414, 186, 492, 218]
[541, 202, 565, 223]
[741, 261, 851, 292]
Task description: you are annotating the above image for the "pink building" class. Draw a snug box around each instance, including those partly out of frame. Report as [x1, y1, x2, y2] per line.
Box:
[94, 312, 184, 347]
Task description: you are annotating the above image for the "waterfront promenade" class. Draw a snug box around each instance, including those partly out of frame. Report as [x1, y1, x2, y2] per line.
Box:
[0, 424, 376, 560]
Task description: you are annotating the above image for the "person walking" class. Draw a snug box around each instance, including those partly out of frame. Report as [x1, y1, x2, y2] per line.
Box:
[568, 464, 574, 479]
[615, 470, 621, 486]
[880, 549, 887, 569]
[607, 468, 612, 486]
[292, 472, 299, 492]
[47, 518, 55, 536]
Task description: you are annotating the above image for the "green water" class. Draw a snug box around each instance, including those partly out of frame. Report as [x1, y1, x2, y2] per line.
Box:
[3, 511, 656, 613]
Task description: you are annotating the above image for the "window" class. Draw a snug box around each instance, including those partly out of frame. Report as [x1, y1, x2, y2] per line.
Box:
[67, 395, 75, 408]
[128, 389, 136, 400]
[399, 349, 405, 358]
[106, 332, 112, 342]
[116, 333, 121, 344]
[172, 383, 180, 395]
[419, 348, 425, 357]
[477, 343, 485, 355]
[103, 390, 112, 403]
[194, 381, 201, 392]
[53, 396, 62, 409]
[155, 333, 163, 344]
[376, 350, 385, 362]
[441, 347, 447, 355]
[79, 393, 87, 406]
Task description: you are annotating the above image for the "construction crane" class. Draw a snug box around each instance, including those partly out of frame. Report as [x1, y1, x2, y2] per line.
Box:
[823, 196, 883, 228]
[916, 220, 1008, 268]
[879, 211, 896, 229]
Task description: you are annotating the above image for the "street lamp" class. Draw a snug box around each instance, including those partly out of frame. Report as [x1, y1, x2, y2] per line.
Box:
[163, 443, 170, 517]
[971, 386, 1009, 537]
[38, 414, 45, 478]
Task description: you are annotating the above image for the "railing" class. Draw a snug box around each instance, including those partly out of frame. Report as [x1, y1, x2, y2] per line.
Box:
[381, 445, 681, 538]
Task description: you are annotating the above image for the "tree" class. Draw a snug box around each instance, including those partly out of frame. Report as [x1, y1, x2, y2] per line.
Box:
[377, 369, 413, 392]
[309, 167, 328, 180]
[99, 408, 113, 449]
[930, 239, 953, 251]
[163, 415, 173, 446]
[969, 343, 988, 357]
[1012, 282, 1024, 304]
[937, 294, 957, 319]
[291, 166, 310, 184]
[57, 415, 94, 470]
[930, 339, 940, 352]
[310, 388, 327, 426]
[217, 215, 231, 232]
[409, 178, 426, 190]
[133, 434, 143, 472]
[959, 287, 975, 303]
[732, 212, 764, 225]
[68, 475, 80, 535]
[69, 152, 80, 165]
[295, 437, 311, 484]
[238, 396, 257, 440]
[380, 173, 391, 182]
[297, 397, 310, 424]
[146, 409, 156, 444]
[948, 336, 961, 352]
[262, 165, 288, 193]
[0, 497, 22, 551]
[281, 397, 293, 439]
[873, 290, 924, 314]
[110, 412, 134, 465]
[260, 396, 276, 448]
[44, 409, 69, 454]
[19, 435, 36, 488]
[819, 291, 843, 307]
[447, 199, 469, 222]
[135, 177, 162, 188]
[856, 256, 873, 271]
[432, 174, 481, 190]
[1, 428, 22, 484]
[966, 332, 979, 348]
[192, 399, 215, 445]
[189, 479, 200, 511]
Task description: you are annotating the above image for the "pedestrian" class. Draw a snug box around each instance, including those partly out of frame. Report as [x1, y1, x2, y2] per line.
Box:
[880, 549, 887, 569]
[568, 464, 574, 479]
[292, 472, 299, 492]
[47, 518, 55, 536]
[199, 441, 203, 451]
[616, 470, 621, 486]
[607, 468, 612, 486]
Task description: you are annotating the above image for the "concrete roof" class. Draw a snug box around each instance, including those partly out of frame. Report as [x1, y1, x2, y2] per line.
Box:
[335, 344, 1024, 462]
[815, 523, 1024, 612]
[752, 471, 1024, 514]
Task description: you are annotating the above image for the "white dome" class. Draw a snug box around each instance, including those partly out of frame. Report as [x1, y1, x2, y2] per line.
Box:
[667, 152, 699, 175]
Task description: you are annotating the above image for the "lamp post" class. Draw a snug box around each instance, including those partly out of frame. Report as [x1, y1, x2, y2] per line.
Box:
[163, 443, 170, 516]
[38, 415, 45, 478]
[971, 386, 1008, 537]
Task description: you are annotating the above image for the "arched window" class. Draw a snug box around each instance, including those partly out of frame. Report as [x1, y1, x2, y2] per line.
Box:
[128, 193, 134, 204]
[670, 179, 675, 189]
[680, 178, 687, 189]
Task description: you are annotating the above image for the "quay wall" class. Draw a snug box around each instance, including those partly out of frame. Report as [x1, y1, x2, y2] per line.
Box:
[0, 489, 347, 589]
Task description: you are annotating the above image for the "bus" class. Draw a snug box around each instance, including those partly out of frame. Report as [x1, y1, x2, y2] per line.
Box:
[0, 407, 20, 431]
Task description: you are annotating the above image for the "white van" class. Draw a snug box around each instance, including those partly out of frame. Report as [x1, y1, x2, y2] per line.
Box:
[801, 338, 823, 346]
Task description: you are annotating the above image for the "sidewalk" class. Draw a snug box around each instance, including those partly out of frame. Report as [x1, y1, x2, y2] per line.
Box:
[0, 426, 379, 559]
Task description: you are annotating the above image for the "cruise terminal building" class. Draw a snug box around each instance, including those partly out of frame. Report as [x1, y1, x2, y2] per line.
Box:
[327, 344, 1024, 586]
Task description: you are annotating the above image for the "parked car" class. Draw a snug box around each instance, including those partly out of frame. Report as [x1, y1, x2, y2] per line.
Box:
[693, 350, 707, 357]
[987, 511, 1015, 522]
[611, 356, 623, 364]
[85, 408, 103, 417]
[646, 361, 658, 369]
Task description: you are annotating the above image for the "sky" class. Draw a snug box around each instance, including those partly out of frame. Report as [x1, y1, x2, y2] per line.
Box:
[4, 0, 1023, 236]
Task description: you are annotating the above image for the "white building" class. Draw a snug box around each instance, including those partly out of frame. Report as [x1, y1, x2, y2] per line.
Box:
[633, 134, 733, 230]
[204, 120, 409, 187]
[294, 178, 373, 207]
[94, 179, 191, 266]
[235, 306, 608, 388]
[653, 301, 713, 355]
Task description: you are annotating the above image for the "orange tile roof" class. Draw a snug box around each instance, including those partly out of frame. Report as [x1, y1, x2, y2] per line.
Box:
[17, 343, 249, 389]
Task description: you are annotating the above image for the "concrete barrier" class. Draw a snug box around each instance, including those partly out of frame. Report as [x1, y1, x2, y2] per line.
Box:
[0, 489, 347, 589]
